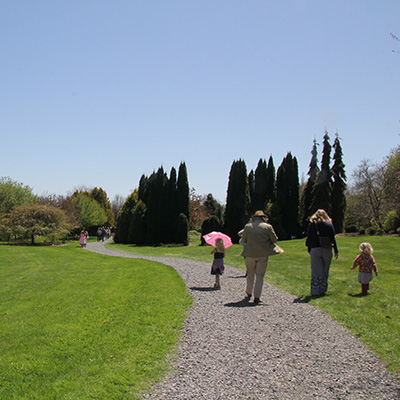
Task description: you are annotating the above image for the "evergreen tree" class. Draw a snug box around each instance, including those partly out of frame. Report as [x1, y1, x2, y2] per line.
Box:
[250, 159, 268, 214]
[266, 155, 276, 204]
[224, 159, 250, 243]
[204, 193, 224, 223]
[128, 200, 147, 244]
[248, 170, 254, 207]
[146, 167, 168, 244]
[177, 162, 190, 220]
[138, 174, 149, 204]
[114, 191, 138, 243]
[331, 133, 347, 233]
[167, 167, 179, 242]
[274, 153, 300, 239]
[300, 139, 319, 234]
[176, 213, 189, 245]
[201, 215, 223, 245]
[312, 130, 333, 214]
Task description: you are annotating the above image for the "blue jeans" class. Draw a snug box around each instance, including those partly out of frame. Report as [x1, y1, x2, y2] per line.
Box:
[310, 247, 332, 295]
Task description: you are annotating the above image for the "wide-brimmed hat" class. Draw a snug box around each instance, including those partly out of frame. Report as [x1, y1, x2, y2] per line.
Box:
[253, 210, 267, 218]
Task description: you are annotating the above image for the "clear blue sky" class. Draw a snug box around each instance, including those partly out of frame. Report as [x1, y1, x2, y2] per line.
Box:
[1, 1, 399, 204]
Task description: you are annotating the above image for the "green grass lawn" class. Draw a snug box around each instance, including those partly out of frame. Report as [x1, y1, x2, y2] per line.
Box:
[108, 233, 400, 376]
[0, 243, 192, 400]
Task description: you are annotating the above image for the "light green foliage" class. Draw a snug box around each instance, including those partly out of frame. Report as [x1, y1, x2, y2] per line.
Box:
[0, 176, 36, 215]
[72, 192, 108, 228]
[3, 204, 71, 243]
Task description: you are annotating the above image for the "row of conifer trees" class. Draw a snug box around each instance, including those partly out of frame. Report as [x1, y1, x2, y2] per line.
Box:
[114, 162, 190, 245]
[204, 130, 346, 243]
[115, 131, 346, 246]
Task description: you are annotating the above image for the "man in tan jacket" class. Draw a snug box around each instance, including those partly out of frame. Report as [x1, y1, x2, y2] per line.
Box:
[240, 211, 279, 304]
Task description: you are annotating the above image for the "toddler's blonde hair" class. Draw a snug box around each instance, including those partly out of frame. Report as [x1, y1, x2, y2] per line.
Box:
[359, 242, 374, 255]
[215, 238, 225, 253]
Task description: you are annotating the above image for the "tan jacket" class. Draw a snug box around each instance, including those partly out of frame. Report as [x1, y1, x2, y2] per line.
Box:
[240, 218, 279, 258]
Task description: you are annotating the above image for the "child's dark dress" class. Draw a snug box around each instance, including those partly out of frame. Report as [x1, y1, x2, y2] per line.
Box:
[211, 251, 225, 275]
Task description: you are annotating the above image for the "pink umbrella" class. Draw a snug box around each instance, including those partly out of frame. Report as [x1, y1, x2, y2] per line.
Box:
[202, 231, 233, 248]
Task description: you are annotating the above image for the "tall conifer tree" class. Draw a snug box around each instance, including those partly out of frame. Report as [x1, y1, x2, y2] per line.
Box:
[167, 167, 178, 242]
[177, 162, 190, 220]
[331, 133, 347, 233]
[275, 153, 300, 239]
[146, 167, 168, 244]
[250, 159, 268, 214]
[312, 130, 332, 214]
[114, 190, 138, 244]
[224, 159, 250, 243]
[300, 139, 319, 234]
[266, 155, 276, 204]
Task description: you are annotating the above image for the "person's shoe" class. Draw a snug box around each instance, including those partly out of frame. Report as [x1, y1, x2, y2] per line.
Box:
[245, 292, 252, 300]
[213, 283, 221, 290]
[254, 297, 262, 304]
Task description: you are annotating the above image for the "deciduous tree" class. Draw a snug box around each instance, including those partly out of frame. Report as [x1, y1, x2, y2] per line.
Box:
[4, 204, 71, 244]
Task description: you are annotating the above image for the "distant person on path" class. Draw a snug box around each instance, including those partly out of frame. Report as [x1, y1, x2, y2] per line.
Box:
[351, 242, 378, 295]
[240, 210, 279, 304]
[306, 209, 339, 296]
[210, 238, 225, 290]
[79, 230, 87, 248]
[96, 227, 102, 241]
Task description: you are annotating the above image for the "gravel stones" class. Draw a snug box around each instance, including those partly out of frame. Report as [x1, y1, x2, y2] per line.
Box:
[86, 241, 400, 399]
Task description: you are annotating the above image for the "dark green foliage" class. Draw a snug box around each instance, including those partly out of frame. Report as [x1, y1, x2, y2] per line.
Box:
[224, 159, 250, 243]
[128, 200, 147, 244]
[300, 139, 319, 234]
[250, 159, 268, 214]
[248, 170, 254, 204]
[117, 163, 190, 246]
[331, 134, 347, 233]
[146, 167, 169, 244]
[176, 213, 189, 245]
[275, 153, 301, 240]
[138, 174, 149, 205]
[266, 156, 276, 204]
[177, 162, 190, 220]
[203, 194, 224, 223]
[114, 191, 138, 244]
[311, 131, 332, 214]
[201, 215, 223, 245]
[167, 167, 179, 243]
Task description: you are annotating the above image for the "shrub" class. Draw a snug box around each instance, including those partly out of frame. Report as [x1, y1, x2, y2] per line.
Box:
[383, 210, 400, 233]
[345, 225, 358, 233]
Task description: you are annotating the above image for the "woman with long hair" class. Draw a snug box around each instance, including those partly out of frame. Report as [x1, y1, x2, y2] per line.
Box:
[306, 209, 339, 296]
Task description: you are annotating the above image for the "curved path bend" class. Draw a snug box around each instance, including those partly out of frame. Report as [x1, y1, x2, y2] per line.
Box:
[86, 240, 400, 400]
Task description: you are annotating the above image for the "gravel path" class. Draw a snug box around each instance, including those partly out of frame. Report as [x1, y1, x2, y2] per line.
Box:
[86, 241, 400, 399]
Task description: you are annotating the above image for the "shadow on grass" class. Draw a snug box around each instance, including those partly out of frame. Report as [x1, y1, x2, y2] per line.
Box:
[293, 293, 328, 303]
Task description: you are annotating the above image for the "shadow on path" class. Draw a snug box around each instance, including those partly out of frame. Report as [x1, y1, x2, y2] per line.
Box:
[190, 286, 217, 292]
[224, 298, 264, 308]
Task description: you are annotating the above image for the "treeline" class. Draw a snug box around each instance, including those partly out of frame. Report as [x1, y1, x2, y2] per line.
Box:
[0, 182, 114, 243]
[116, 131, 346, 246]
[114, 162, 190, 245]
[203, 131, 347, 242]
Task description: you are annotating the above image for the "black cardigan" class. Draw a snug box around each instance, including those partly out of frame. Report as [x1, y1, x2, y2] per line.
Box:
[306, 221, 338, 254]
